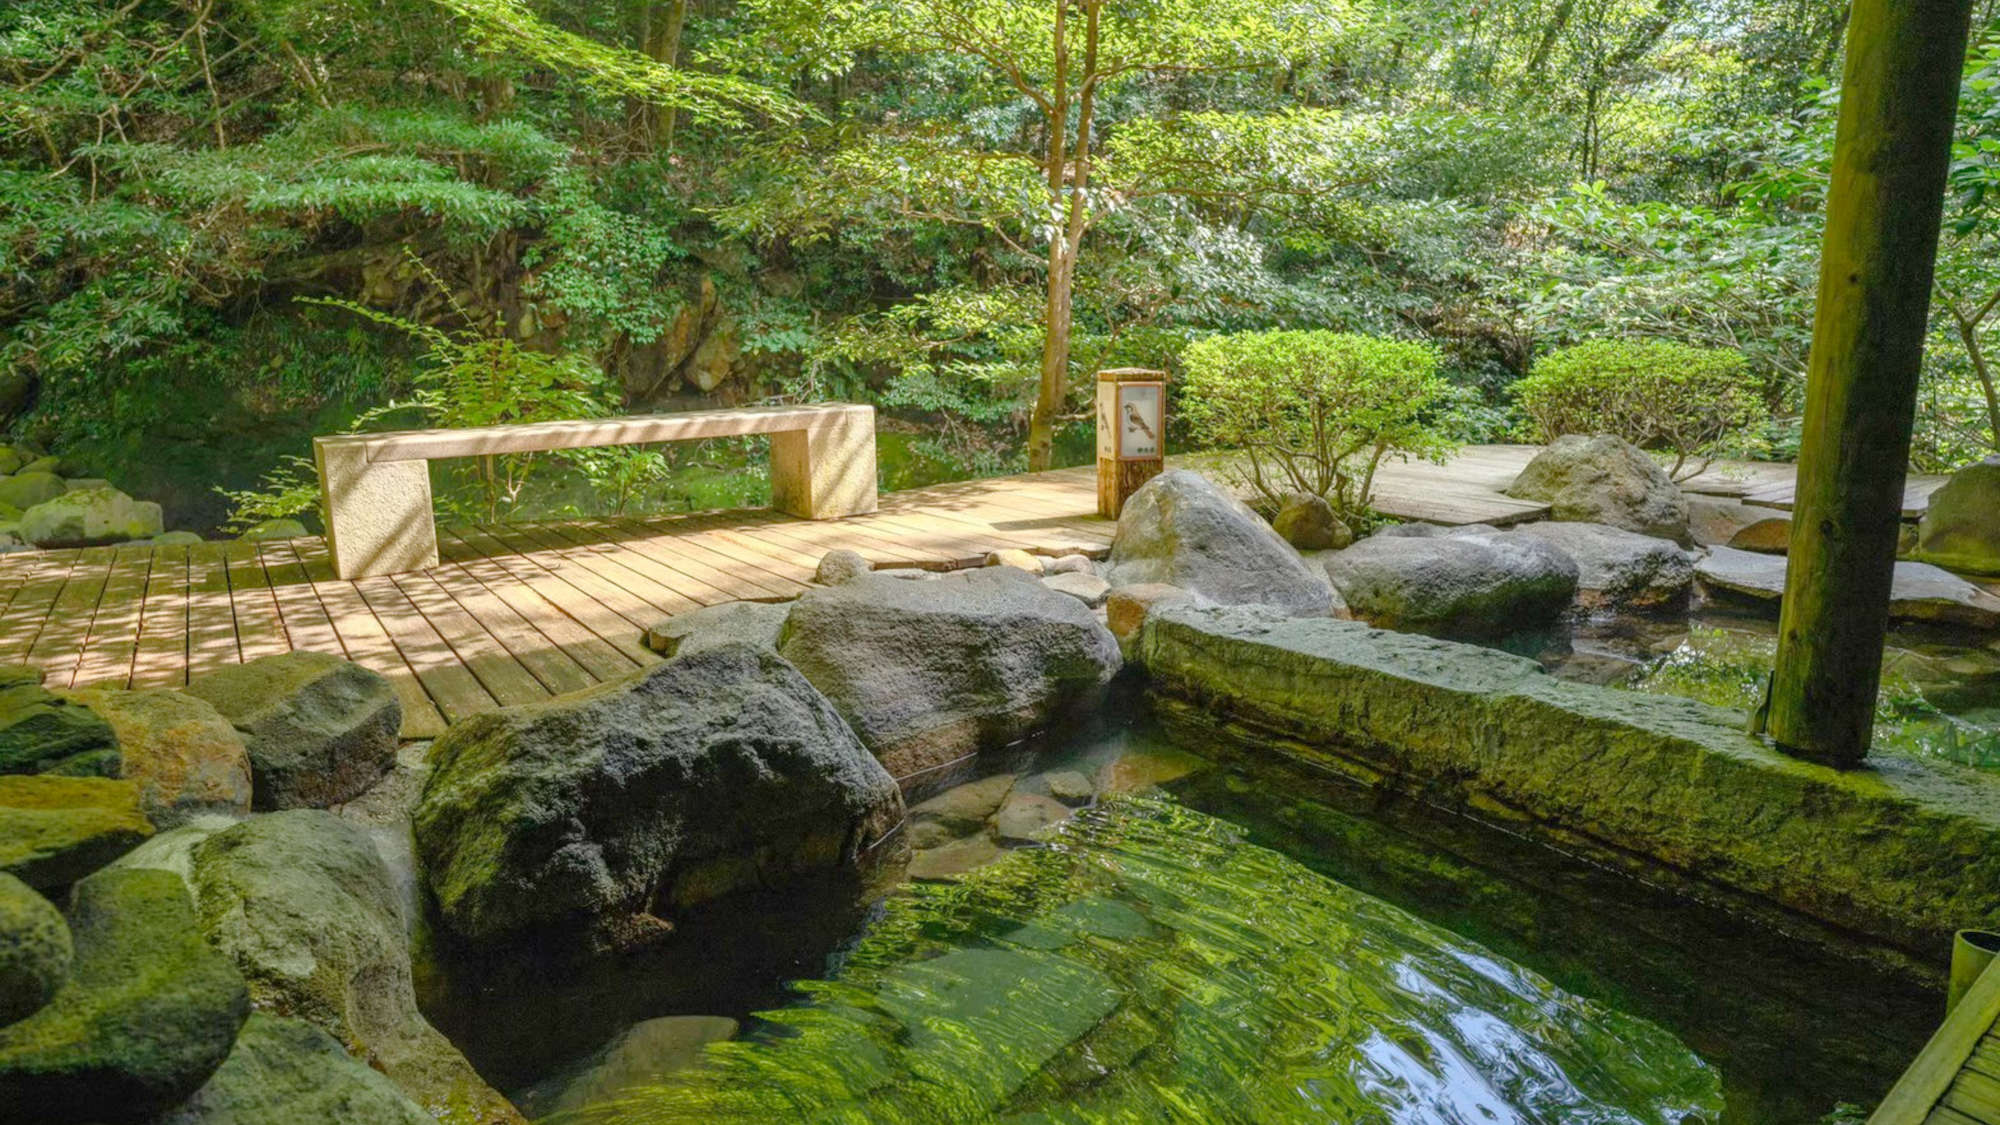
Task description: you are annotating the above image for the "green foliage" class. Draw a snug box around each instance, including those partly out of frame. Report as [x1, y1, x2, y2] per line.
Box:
[1512, 338, 1765, 477]
[1180, 330, 1456, 514]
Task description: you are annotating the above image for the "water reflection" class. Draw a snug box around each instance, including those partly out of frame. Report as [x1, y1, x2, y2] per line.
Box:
[548, 797, 1722, 1125]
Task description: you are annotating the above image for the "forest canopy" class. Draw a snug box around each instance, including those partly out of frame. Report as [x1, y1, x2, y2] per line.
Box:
[4, 0, 1999, 530]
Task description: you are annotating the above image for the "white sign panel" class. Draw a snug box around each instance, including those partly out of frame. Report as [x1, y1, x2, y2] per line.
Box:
[1117, 383, 1162, 459]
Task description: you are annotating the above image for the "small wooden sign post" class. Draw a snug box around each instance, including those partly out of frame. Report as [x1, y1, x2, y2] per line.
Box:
[1096, 368, 1167, 518]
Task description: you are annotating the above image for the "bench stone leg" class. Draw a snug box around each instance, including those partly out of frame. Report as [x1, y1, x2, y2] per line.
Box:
[771, 410, 878, 519]
[315, 442, 438, 579]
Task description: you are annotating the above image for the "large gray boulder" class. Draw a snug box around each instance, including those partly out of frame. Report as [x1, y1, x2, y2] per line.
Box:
[1695, 546, 2000, 630]
[415, 644, 902, 946]
[1105, 471, 1336, 615]
[1916, 458, 2000, 576]
[187, 811, 519, 1124]
[777, 569, 1122, 777]
[158, 1014, 433, 1125]
[0, 868, 248, 1124]
[1507, 522, 1694, 611]
[1321, 525, 1578, 636]
[18, 487, 162, 548]
[183, 653, 399, 810]
[643, 600, 789, 658]
[1506, 435, 1690, 544]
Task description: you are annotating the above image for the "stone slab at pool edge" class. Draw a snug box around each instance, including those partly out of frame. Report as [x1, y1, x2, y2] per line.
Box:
[1138, 604, 2000, 970]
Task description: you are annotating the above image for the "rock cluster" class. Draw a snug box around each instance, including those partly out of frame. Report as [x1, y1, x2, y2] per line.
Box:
[0, 440, 306, 550]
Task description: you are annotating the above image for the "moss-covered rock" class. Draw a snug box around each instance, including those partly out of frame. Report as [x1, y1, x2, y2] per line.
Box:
[236, 518, 307, 542]
[1505, 434, 1690, 543]
[182, 652, 399, 810]
[1916, 458, 2000, 576]
[416, 644, 903, 945]
[0, 668, 119, 777]
[157, 1013, 433, 1125]
[0, 472, 65, 513]
[0, 875, 68, 1026]
[1139, 604, 2000, 964]
[1104, 470, 1337, 615]
[0, 776, 153, 890]
[64, 688, 251, 826]
[17, 486, 162, 547]
[0, 867, 248, 1124]
[188, 811, 521, 1124]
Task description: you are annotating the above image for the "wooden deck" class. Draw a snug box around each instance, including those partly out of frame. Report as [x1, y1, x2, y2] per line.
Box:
[1872, 959, 2000, 1124]
[0, 445, 1943, 738]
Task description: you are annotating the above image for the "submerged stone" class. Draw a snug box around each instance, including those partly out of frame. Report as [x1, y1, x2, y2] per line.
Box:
[993, 792, 1072, 842]
[906, 835, 1003, 881]
[516, 1015, 738, 1120]
[1140, 603, 2000, 961]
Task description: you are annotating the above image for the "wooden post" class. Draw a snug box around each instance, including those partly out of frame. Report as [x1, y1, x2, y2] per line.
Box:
[1768, 0, 1973, 766]
[1096, 368, 1166, 518]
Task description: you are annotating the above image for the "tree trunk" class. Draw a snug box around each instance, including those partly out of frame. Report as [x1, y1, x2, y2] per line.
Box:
[1767, 0, 1973, 766]
[626, 0, 687, 153]
[1027, 0, 1072, 472]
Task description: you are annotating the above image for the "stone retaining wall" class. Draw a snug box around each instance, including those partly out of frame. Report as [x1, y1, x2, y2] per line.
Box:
[1139, 604, 2000, 967]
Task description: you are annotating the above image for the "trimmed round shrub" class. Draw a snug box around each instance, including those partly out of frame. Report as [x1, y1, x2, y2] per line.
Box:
[1512, 339, 1764, 478]
[1180, 330, 1455, 515]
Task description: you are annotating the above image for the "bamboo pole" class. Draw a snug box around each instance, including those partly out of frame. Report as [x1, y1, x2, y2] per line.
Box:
[1769, 0, 1974, 766]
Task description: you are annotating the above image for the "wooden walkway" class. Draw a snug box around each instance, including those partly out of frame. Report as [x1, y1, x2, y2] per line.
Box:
[0, 446, 1943, 738]
[1872, 958, 2000, 1124]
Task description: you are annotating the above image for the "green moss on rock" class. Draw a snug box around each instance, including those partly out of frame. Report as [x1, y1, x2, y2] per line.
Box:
[157, 1014, 433, 1125]
[0, 874, 69, 1025]
[0, 670, 119, 777]
[0, 775, 153, 890]
[0, 867, 248, 1124]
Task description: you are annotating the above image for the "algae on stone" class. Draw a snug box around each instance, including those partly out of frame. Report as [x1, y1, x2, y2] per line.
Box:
[0, 775, 153, 889]
[0, 868, 248, 1124]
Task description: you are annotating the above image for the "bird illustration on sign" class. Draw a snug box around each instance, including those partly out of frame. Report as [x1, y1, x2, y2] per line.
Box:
[1123, 402, 1157, 442]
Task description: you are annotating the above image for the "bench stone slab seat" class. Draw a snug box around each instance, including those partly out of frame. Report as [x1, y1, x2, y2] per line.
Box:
[314, 403, 876, 579]
[1138, 603, 2000, 970]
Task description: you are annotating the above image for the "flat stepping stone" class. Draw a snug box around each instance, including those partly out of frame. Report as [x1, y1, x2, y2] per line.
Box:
[993, 792, 1072, 843]
[907, 835, 1002, 881]
[1695, 545, 2000, 629]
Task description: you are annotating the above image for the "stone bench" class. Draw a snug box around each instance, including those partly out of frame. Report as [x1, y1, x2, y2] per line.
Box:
[314, 403, 876, 579]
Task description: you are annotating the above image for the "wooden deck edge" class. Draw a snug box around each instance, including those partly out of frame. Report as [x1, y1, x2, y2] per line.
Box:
[1871, 960, 2000, 1124]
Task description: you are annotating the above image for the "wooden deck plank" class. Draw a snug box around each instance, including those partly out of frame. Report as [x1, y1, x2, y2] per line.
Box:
[222, 541, 292, 663]
[577, 518, 804, 600]
[539, 519, 775, 604]
[129, 546, 192, 689]
[350, 573, 499, 725]
[440, 527, 656, 669]
[184, 543, 242, 680]
[477, 522, 695, 625]
[256, 542, 346, 658]
[26, 546, 117, 689]
[69, 544, 156, 690]
[286, 540, 447, 738]
[401, 563, 596, 699]
[508, 522, 721, 614]
[618, 516, 820, 587]
[0, 552, 71, 669]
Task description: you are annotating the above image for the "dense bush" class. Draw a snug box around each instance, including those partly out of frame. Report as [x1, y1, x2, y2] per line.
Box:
[1180, 330, 1456, 514]
[1512, 339, 1765, 478]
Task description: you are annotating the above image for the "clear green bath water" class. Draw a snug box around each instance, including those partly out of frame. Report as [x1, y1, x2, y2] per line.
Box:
[546, 793, 1724, 1125]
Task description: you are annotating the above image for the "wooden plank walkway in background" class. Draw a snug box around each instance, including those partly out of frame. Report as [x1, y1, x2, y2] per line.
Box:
[0, 446, 1938, 738]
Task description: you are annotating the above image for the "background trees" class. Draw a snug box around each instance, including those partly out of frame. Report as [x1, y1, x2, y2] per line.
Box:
[2, 0, 1999, 531]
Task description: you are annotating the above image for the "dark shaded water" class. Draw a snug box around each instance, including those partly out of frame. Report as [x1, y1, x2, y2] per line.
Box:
[423, 707, 1940, 1125]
